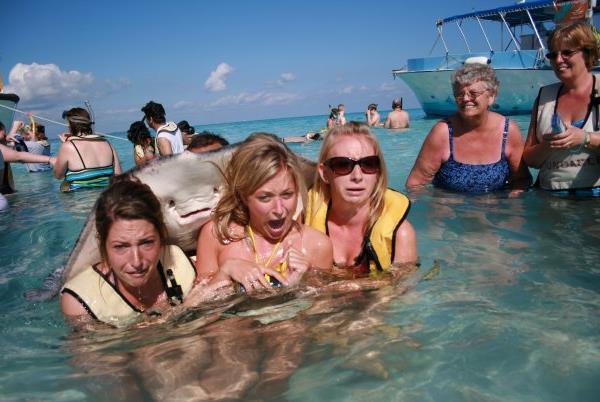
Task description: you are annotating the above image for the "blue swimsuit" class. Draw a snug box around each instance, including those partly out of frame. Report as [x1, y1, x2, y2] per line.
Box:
[433, 118, 510, 193]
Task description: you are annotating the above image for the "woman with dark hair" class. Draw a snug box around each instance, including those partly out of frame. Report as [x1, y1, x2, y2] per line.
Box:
[127, 120, 157, 167]
[60, 176, 231, 327]
[54, 107, 122, 192]
[23, 123, 52, 172]
[523, 21, 600, 196]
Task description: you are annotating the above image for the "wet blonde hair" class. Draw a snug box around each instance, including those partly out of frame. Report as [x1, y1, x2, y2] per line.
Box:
[213, 133, 307, 243]
[312, 122, 388, 232]
[549, 21, 600, 71]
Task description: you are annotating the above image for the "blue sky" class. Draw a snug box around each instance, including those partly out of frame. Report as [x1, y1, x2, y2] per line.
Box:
[2, 1, 530, 136]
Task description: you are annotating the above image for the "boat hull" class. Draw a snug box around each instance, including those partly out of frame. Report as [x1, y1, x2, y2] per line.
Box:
[395, 68, 558, 117]
[0, 94, 20, 129]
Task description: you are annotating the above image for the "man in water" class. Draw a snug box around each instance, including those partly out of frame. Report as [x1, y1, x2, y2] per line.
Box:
[384, 98, 410, 129]
[142, 101, 184, 156]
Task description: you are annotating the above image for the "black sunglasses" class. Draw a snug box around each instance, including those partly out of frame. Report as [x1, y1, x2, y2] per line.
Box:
[325, 155, 380, 175]
[545, 49, 581, 60]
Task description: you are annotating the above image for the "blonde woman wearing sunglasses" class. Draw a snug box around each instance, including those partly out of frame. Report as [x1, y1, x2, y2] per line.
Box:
[523, 22, 600, 197]
[306, 122, 417, 273]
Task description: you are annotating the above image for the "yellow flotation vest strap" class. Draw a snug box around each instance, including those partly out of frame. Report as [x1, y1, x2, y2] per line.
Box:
[61, 245, 196, 327]
[246, 226, 288, 283]
[305, 188, 410, 272]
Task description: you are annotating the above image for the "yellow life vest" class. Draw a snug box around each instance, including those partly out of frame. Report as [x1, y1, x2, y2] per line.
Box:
[305, 188, 410, 272]
[61, 245, 196, 327]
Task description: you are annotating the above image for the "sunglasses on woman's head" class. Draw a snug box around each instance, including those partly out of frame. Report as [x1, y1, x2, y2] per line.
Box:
[546, 49, 581, 60]
[324, 155, 380, 175]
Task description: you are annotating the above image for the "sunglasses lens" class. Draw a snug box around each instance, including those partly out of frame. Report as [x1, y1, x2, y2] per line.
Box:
[359, 156, 380, 174]
[327, 157, 354, 175]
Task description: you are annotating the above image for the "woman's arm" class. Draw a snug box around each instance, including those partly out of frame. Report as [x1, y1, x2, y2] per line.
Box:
[111, 144, 122, 174]
[393, 219, 418, 265]
[0, 143, 54, 165]
[61, 291, 91, 319]
[522, 98, 552, 168]
[53, 141, 72, 179]
[505, 120, 532, 190]
[302, 226, 333, 271]
[405, 121, 447, 189]
[195, 221, 222, 283]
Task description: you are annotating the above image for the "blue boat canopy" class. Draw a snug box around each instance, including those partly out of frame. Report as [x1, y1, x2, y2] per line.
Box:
[439, 0, 595, 26]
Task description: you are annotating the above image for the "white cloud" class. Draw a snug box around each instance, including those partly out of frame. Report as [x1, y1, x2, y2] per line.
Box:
[340, 86, 354, 94]
[204, 63, 234, 92]
[208, 91, 298, 108]
[172, 100, 197, 110]
[279, 73, 296, 83]
[4, 63, 94, 107]
[379, 82, 398, 91]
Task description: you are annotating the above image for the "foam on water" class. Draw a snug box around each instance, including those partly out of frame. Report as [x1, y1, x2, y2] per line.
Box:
[0, 110, 598, 401]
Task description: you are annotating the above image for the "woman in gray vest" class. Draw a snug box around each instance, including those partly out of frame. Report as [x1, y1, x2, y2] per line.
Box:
[523, 22, 600, 197]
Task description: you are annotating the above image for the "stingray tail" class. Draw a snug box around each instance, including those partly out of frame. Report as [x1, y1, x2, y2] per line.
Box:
[23, 265, 66, 301]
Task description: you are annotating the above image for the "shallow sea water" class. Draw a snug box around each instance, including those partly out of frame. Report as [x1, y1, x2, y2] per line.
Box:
[0, 110, 598, 401]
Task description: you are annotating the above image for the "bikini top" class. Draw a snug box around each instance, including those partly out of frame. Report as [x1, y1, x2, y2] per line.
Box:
[433, 118, 510, 193]
[67, 136, 114, 172]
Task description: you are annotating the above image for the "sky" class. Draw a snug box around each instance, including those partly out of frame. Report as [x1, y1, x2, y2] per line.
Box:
[2, 0, 538, 136]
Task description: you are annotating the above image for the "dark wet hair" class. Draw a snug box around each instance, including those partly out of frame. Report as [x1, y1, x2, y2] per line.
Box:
[0, 121, 5, 132]
[188, 131, 229, 150]
[95, 175, 167, 263]
[177, 120, 195, 135]
[141, 101, 166, 124]
[127, 121, 153, 146]
[368, 103, 378, 110]
[34, 124, 47, 141]
[63, 108, 93, 136]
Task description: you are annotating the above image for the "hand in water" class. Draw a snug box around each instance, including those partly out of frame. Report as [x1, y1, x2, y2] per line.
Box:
[221, 259, 288, 293]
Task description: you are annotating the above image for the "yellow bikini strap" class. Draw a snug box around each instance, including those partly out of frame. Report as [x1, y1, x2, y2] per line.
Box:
[246, 226, 281, 268]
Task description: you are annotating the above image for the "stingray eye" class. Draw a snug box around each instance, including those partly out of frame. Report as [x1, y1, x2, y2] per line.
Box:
[168, 200, 175, 208]
[213, 187, 219, 194]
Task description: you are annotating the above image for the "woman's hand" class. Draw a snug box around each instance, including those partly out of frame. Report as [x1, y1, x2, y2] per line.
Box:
[221, 258, 288, 293]
[541, 123, 586, 150]
[282, 242, 310, 287]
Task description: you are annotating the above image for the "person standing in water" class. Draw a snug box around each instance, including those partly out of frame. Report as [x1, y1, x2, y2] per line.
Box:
[53, 108, 122, 192]
[384, 98, 410, 129]
[194, 133, 332, 292]
[306, 122, 417, 273]
[141, 101, 184, 156]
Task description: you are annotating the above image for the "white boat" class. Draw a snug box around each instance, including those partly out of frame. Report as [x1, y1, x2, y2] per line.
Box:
[393, 0, 598, 117]
[0, 93, 20, 129]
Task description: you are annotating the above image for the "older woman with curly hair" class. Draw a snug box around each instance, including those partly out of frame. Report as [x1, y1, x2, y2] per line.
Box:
[523, 21, 600, 197]
[406, 63, 531, 193]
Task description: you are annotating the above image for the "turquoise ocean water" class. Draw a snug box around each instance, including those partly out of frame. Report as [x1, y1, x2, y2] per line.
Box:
[0, 110, 598, 401]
